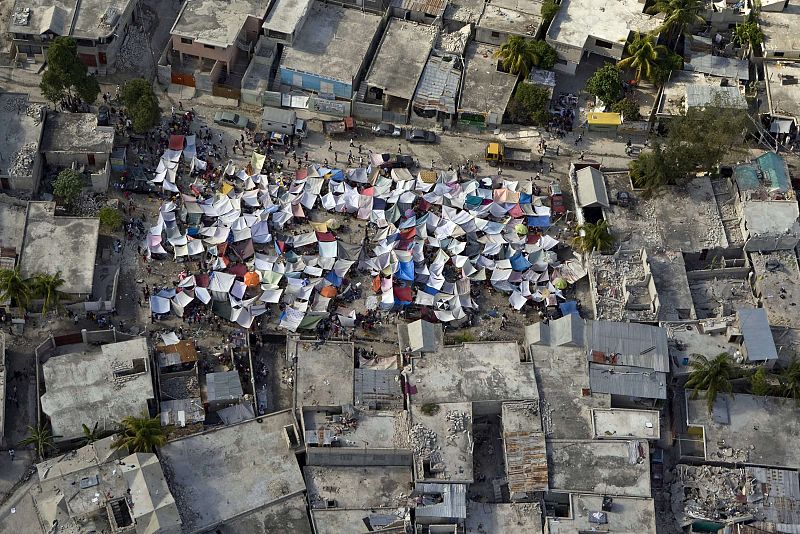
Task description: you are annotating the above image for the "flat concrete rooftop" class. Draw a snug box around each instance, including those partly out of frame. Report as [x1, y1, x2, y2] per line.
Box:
[687, 393, 800, 468]
[172, 0, 268, 46]
[766, 61, 800, 120]
[0, 198, 26, 253]
[406, 341, 537, 404]
[365, 18, 437, 101]
[410, 401, 473, 483]
[760, 1, 800, 55]
[303, 408, 409, 450]
[280, 3, 382, 84]
[263, 0, 313, 35]
[291, 338, 354, 409]
[0, 93, 44, 179]
[304, 465, 413, 509]
[19, 202, 99, 295]
[478, 0, 542, 36]
[311, 508, 408, 534]
[530, 343, 611, 440]
[546, 494, 656, 534]
[160, 416, 305, 532]
[459, 42, 517, 115]
[8, 0, 133, 40]
[465, 501, 543, 533]
[41, 112, 114, 154]
[751, 250, 800, 328]
[548, 0, 658, 49]
[41, 338, 153, 440]
[547, 439, 651, 497]
[222, 493, 313, 534]
[591, 408, 660, 440]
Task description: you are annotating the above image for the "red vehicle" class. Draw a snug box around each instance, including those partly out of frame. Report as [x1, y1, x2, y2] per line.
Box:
[549, 183, 566, 216]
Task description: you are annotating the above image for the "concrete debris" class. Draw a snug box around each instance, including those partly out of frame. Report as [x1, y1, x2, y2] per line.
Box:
[672, 465, 766, 525]
[437, 25, 471, 54]
[9, 142, 37, 176]
[409, 423, 437, 457]
[1, 96, 45, 125]
[115, 25, 152, 73]
[445, 410, 470, 433]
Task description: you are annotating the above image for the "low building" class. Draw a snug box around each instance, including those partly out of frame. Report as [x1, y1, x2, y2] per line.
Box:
[683, 392, 800, 468]
[413, 482, 468, 526]
[545, 494, 656, 533]
[33, 437, 181, 534]
[750, 250, 800, 329]
[465, 501, 543, 533]
[410, 401, 473, 483]
[673, 464, 800, 532]
[658, 71, 747, 118]
[304, 465, 412, 509]
[278, 3, 383, 100]
[546, 0, 659, 74]
[475, 0, 543, 46]
[262, 0, 313, 46]
[311, 508, 410, 534]
[40, 337, 154, 441]
[734, 308, 779, 365]
[261, 106, 297, 135]
[40, 112, 115, 192]
[362, 19, 437, 123]
[764, 60, 800, 130]
[390, 0, 448, 24]
[18, 201, 100, 299]
[547, 439, 651, 497]
[590, 408, 660, 440]
[411, 52, 463, 124]
[0, 93, 45, 193]
[458, 42, 517, 128]
[501, 401, 547, 499]
[203, 370, 244, 410]
[8, 0, 137, 74]
[291, 337, 355, 411]
[733, 151, 799, 252]
[760, 1, 800, 61]
[163, 0, 267, 94]
[159, 414, 306, 533]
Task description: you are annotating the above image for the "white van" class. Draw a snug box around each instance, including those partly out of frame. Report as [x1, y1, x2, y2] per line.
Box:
[294, 118, 307, 138]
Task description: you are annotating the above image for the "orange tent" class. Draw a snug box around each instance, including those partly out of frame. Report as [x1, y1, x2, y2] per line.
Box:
[320, 286, 338, 298]
[243, 271, 261, 287]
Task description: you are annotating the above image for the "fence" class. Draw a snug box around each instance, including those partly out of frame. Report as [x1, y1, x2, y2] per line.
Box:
[352, 101, 383, 122]
[212, 84, 241, 100]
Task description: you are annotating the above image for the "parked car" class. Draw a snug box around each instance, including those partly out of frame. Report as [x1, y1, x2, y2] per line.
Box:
[372, 122, 402, 137]
[549, 183, 566, 216]
[214, 111, 249, 129]
[97, 105, 110, 127]
[406, 129, 437, 143]
[294, 118, 307, 138]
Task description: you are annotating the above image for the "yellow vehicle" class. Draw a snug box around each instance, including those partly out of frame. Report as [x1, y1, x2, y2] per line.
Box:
[485, 142, 532, 168]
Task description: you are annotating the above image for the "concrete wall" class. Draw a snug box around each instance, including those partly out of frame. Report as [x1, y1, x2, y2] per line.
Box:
[89, 160, 111, 192]
[744, 233, 800, 252]
[583, 34, 626, 61]
[353, 101, 384, 122]
[171, 37, 236, 67]
[306, 447, 413, 466]
[280, 68, 353, 99]
[322, 0, 392, 15]
[390, 7, 439, 24]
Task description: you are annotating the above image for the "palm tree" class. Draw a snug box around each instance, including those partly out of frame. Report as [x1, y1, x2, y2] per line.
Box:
[81, 422, 103, 445]
[618, 33, 669, 82]
[19, 424, 60, 460]
[686, 352, 736, 414]
[0, 268, 32, 312]
[572, 220, 614, 253]
[30, 271, 66, 316]
[780, 358, 800, 404]
[112, 413, 166, 453]
[494, 36, 540, 79]
[647, 0, 705, 50]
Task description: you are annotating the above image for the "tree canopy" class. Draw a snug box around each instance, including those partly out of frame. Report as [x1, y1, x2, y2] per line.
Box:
[122, 79, 160, 134]
[506, 83, 552, 125]
[617, 33, 670, 83]
[585, 64, 624, 105]
[686, 352, 736, 414]
[39, 37, 100, 105]
[112, 413, 166, 453]
[647, 0, 705, 50]
[495, 36, 557, 78]
[53, 168, 84, 207]
[572, 220, 614, 253]
[98, 206, 124, 232]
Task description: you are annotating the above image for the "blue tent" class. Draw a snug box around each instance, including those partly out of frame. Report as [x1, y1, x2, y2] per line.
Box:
[559, 301, 579, 316]
[397, 261, 415, 281]
[519, 193, 532, 204]
[329, 169, 345, 181]
[325, 271, 343, 287]
[510, 252, 532, 271]
[527, 215, 551, 228]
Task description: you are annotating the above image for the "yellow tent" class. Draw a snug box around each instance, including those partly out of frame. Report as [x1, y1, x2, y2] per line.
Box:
[587, 112, 622, 131]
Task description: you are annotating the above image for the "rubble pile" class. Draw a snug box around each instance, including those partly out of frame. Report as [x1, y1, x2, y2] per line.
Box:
[675, 465, 765, 524]
[1, 96, 45, 124]
[437, 26, 471, 54]
[409, 423, 437, 457]
[115, 25, 152, 73]
[445, 410, 470, 433]
[9, 142, 37, 176]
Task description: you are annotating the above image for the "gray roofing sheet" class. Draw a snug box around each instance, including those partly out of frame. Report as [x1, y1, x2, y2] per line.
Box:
[685, 84, 747, 109]
[589, 364, 667, 399]
[206, 371, 243, 401]
[586, 321, 669, 372]
[686, 53, 750, 81]
[737, 308, 779, 361]
[414, 483, 467, 519]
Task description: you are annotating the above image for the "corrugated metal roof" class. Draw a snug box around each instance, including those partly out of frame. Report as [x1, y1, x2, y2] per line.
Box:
[414, 483, 467, 519]
[686, 53, 750, 81]
[589, 364, 667, 399]
[354, 368, 404, 409]
[413, 54, 462, 114]
[205, 371, 243, 402]
[586, 321, 669, 372]
[737, 308, 779, 361]
[391, 0, 448, 16]
[502, 402, 548, 493]
[576, 167, 610, 208]
[685, 84, 747, 109]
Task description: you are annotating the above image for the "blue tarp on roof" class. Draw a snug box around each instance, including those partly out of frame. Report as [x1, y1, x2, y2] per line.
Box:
[756, 151, 789, 192]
